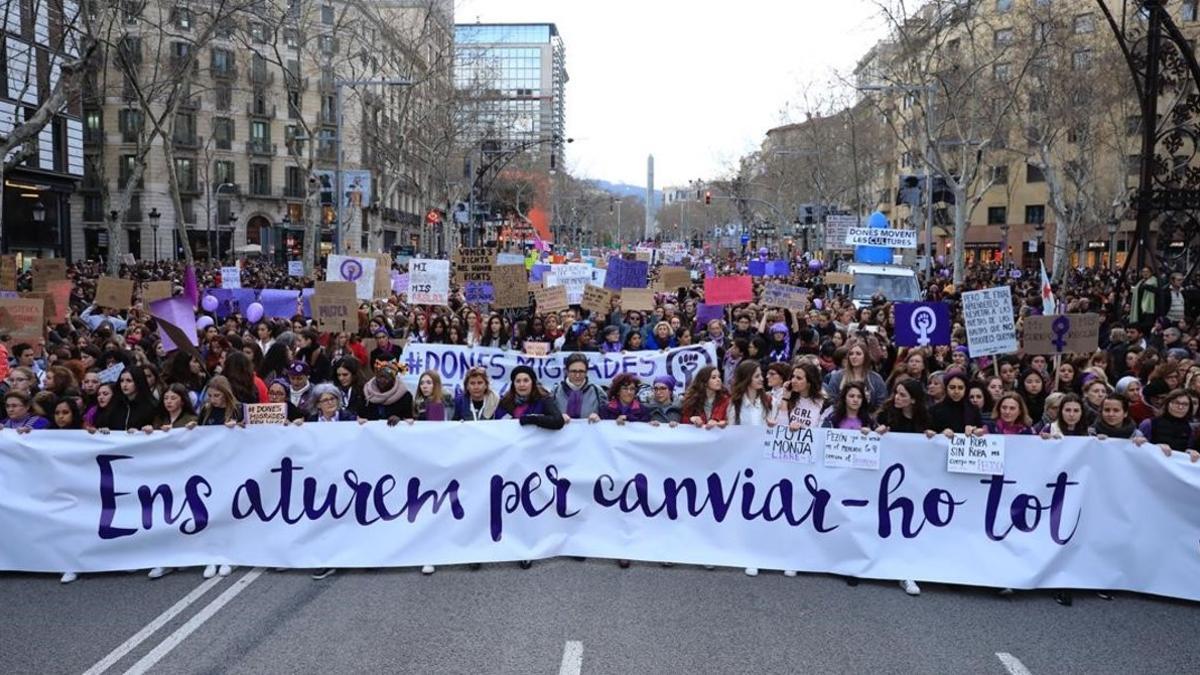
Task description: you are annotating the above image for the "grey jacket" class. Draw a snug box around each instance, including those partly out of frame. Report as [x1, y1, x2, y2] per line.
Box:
[551, 381, 607, 419]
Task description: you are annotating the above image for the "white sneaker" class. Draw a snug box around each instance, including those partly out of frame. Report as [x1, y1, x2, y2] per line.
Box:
[218, 564, 233, 577]
[60, 572, 77, 584]
[744, 567, 759, 577]
[421, 565, 435, 575]
[202, 565, 217, 579]
[783, 570, 797, 577]
[148, 567, 173, 579]
[900, 579, 921, 596]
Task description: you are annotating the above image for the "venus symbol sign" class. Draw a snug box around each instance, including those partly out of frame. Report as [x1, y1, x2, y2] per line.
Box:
[340, 259, 363, 282]
[910, 306, 937, 346]
[1051, 315, 1071, 352]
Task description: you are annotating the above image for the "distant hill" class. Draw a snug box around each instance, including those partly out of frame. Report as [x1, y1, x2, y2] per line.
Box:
[589, 179, 661, 207]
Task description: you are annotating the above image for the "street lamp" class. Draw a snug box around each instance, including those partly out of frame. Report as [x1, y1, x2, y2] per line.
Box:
[1107, 219, 1119, 270]
[148, 208, 161, 262]
[1000, 222, 1010, 266]
[32, 201, 45, 223]
[211, 182, 237, 263]
[614, 198, 623, 249]
[225, 212, 238, 262]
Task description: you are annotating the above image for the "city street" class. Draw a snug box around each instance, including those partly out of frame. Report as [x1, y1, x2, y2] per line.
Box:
[3, 559, 1197, 674]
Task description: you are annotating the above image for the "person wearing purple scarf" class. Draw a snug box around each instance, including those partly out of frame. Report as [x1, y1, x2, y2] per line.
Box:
[599, 374, 650, 423]
[413, 370, 453, 421]
[551, 353, 605, 423]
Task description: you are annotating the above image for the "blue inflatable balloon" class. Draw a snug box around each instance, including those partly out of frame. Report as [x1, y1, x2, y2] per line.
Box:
[855, 211, 892, 264]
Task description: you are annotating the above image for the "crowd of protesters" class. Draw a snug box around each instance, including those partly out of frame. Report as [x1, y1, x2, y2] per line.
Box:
[2, 249, 1198, 602]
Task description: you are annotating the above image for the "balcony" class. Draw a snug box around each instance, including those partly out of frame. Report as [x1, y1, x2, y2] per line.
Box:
[284, 74, 309, 91]
[246, 102, 276, 118]
[247, 140, 277, 156]
[179, 95, 200, 110]
[213, 182, 242, 195]
[249, 69, 275, 86]
[173, 133, 203, 149]
[247, 184, 276, 199]
[212, 65, 238, 81]
[319, 110, 337, 125]
[178, 180, 201, 196]
[283, 184, 305, 199]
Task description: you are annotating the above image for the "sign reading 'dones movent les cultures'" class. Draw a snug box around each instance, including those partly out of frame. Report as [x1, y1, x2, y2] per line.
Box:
[843, 227, 919, 249]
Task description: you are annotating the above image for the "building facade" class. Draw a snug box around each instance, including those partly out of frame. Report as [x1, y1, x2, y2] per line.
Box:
[74, 0, 452, 264]
[1, 0, 85, 260]
[454, 22, 567, 242]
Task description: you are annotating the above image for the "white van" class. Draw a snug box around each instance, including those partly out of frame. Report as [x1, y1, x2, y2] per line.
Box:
[842, 263, 921, 307]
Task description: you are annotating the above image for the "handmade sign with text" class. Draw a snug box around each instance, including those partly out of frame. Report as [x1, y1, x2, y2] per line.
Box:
[1023, 314, 1101, 355]
[962, 286, 1017, 357]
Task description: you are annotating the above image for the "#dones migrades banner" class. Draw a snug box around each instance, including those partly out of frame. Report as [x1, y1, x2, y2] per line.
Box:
[1, 424, 1199, 602]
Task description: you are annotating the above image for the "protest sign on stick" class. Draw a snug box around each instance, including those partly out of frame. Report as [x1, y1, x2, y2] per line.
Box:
[703, 275, 753, 304]
[95, 277, 134, 309]
[533, 285, 569, 313]
[1023, 314, 1101, 355]
[142, 281, 173, 305]
[490, 265, 529, 309]
[581, 285, 613, 316]
[453, 248, 495, 284]
[762, 283, 809, 313]
[409, 259, 450, 305]
[658, 266, 692, 290]
[620, 288, 656, 312]
[31, 258, 67, 291]
[962, 286, 1017, 357]
[0, 298, 44, 342]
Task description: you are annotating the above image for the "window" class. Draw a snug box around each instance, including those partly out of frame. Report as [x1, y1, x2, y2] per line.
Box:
[993, 29, 1013, 47]
[322, 4, 334, 24]
[995, 0, 1012, 12]
[993, 62, 1012, 81]
[285, 166, 304, 197]
[1185, 1, 1199, 22]
[319, 35, 336, 54]
[250, 164, 271, 195]
[1028, 92, 1046, 112]
[119, 154, 143, 188]
[213, 159, 235, 186]
[1033, 21, 1050, 42]
[284, 29, 298, 49]
[318, 128, 335, 158]
[211, 48, 234, 76]
[118, 109, 142, 142]
[174, 113, 196, 145]
[991, 165, 1008, 184]
[84, 195, 104, 221]
[175, 157, 196, 192]
[251, 120, 269, 142]
[172, 6, 191, 30]
[84, 109, 103, 143]
[987, 207, 1007, 225]
[122, 0, 143, 24]
[180, 198, 196, 224]
[214, 82, 231, 111]
[118, 36, 142, 66]
[1025, 204, 1045, 225]
[321, 94, 336, 123]
[288, 90, 301, 119]
[250, 23, 267, 43]
[1126, 115, 1142, 135]
[251, 53, 268, 82]
[1074, 14, 1095, 33]
[212, 117, 233, 149]
[1072, 49, 1092, 70]
[1026, 163, 1046, 183]
[1128, 154, 1142, 176]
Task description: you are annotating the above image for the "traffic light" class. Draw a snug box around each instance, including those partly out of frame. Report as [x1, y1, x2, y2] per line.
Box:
[704, 191, 712, 205]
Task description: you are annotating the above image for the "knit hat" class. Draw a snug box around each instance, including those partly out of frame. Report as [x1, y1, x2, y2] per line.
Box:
[286, 361, 309, 376]
[653, 375, 677, 389]
[1115, 376, 1139, 395]
[510, 365, 537, 384]
[770, 322, 788, 335]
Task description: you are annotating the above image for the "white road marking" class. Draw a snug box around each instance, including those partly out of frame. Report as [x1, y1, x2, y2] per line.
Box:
[558, 640, 584, 675]
[121, 568, 265, 675]
[82, 575, 226, 675]
[996, 652, 1033, 675]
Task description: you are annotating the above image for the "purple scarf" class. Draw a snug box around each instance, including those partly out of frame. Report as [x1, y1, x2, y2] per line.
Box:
[566, 385, 583, 418]
[426, 400, 445, 421]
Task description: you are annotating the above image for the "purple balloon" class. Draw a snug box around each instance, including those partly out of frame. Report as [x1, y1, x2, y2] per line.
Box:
[201, 294, 219, 312]
[245, 301, 264, 323]
[936, 255, 946, 265]
[195, 315, 214, 330]
[808, 259, 824, 272]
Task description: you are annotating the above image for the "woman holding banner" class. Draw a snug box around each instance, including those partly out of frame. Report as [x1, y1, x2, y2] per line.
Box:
[552, 354, 605, 423]
[785, 363, 826, 430]
[453, 367, 500, 421]
[929, 373, 983, 436]
[333, 359, 369, 419]
[152, 383, 198, 430]
[190, 376, 243, 429]
[413, 371, 454, 422]
[682, 366, 730, 429]
[363, 365, 412, 422]
[599, 374, 649, 424]
[1137, 390, 1200, 461]
[495, 366, 565, 431]
[298, 384, 362, 424]
[646, 376, 682, 426]
[987, 393, 1035, 435]
[824, 343, 886, 412]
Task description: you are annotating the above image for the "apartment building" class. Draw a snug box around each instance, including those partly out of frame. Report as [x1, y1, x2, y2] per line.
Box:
[75, 0, 453, 263]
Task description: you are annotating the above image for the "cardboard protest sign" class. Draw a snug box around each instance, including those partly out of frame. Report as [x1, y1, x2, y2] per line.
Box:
[245, 403, 288, 425]
[409, 258, 450, 305]
[824, 272, 854, 286]
[220, 266, 242, 289]
[763, 425, 816, 464]
[962, 286, 1017, 357]
[359, 252, 394, 299]
[762, 283, 809, 313]
[142, 281, 173, 305]
[391, 272, 409, 295]
[453, 247, 495, 284]
[604, 257, 649, 290]
[658, 266, 691, 290]
[533, 285, 569, 313]
[581, 284, 613, 316]
[48, 279, 73, 324]
[490, 265, 530, 309]
[313, 282, 358, 333]
[31, 258, 67, 291]
[822, 428, 881, 470]
[0, 298, 44, 342]
[465, 281, 495, 306]
[0, 255, 18, 291]
[620, 288, 656, 312]
[496, 252, 525, 265]
[703, 275, 753, 305]
[95, 277, 134, 309]
[326, 254, 378, 301]
[1023, 314, 1101, 355]
[894, 302, 952, 347]
[523, 341, 550, 357]
[947, 434, 1006, 475]
[149, 296, 200, 354]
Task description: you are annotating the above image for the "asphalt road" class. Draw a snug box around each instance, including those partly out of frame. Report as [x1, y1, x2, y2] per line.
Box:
[3, 560, 1198, 674]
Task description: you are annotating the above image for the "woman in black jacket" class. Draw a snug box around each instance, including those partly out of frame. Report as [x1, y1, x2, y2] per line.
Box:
[333, 357, 369, 419]
[495, 366, 565, 430]
[117, 366, 158, 430]
[363, 365, 413, 422]
[928, 372, 983, 436]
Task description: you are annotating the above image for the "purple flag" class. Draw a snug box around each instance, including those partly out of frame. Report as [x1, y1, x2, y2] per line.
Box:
[149, 296, 199, 352]
[695, 303, 725, 327]
[259, 289, 300, 319]
[183, 265, 198, 307]
[748, 260, 767, 277]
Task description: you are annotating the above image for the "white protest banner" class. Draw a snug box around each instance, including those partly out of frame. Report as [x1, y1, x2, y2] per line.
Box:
[844, 227, 918, 249]
[400, 343, 717, 395]
[97, 362, 125, 384]
[589, 267, 607, 288]
[220, 266, 241, 289]
[326, 254, 379, 301]
[288, 261, 305, 277]
[822, 429, 881, 470]
[245, 403, 288, 426]
[762, 283, 809, 313]
[947, 434, 1006, 475]
[962, 286, 1018, 357]
[824, 215, 857, 251]
[543, 263, 592, 305]
[409, 258, 450, 305]
[762, 425, 816, 464]
[4, 426, 1200, 602]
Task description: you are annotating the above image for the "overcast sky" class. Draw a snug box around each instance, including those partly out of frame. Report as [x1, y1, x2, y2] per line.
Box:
[455, 0, 888, 188]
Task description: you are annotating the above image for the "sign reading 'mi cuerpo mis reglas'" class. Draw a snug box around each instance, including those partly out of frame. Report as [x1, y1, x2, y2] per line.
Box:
[3, 423, 1200, 602]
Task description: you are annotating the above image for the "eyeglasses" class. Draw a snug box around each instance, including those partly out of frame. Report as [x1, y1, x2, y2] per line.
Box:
[621, 384, 637, 390]
[1168, 399, 1190, 407]
[653, 385, 670, 390]
[568, 369, 587, 375]
[319, 396, 339, 404]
